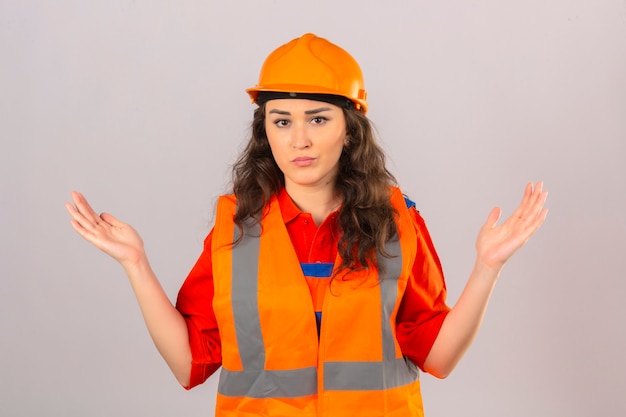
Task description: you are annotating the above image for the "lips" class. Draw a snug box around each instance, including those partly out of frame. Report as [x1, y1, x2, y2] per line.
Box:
[292, 156, 315, 167]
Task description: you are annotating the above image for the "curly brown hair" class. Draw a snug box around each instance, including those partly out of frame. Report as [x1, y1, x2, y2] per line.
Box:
[231, 103, 398, 274]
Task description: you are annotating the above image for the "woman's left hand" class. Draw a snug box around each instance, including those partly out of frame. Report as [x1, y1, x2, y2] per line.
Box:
[426, 182, 548, 377]
[475, 181, 548, 271]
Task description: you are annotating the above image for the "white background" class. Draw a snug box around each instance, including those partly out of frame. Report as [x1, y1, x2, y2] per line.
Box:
[1, 1, 625, 416]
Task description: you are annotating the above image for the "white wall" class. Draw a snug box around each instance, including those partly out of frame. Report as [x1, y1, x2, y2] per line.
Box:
[1, 1, 625, 416]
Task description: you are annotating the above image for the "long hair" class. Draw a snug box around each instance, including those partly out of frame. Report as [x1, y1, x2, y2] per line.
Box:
[231, 103, 398, 274]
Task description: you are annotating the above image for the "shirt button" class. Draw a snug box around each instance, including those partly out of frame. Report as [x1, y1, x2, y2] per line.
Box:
[303, 219, 309, 225]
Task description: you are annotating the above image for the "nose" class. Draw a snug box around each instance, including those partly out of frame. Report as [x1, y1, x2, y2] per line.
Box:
[290, 122, 311, 149]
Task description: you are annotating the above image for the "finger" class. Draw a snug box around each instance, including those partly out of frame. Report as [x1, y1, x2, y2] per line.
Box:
[528, 202, 549, 232]
[516, 206, 548, 242]
[517, 191, 549, 238]
[513, 182, 546, 223]
[538, 207, 549, 225]
[100, 212, 123, 227]
[482, 207, 502, 230]
[66, 202, 100, 235]
[522, 184, 548, 222]
[525, 181, 544, 211]
[68, 217, 95, 240]
[70, 191, 100, 224]
[68, 216, 116, 253]
[65, 200, 90, 226]
[505, 183, 532, 223]
[66, 194, 109, 234]
[518, 182, 534, 209]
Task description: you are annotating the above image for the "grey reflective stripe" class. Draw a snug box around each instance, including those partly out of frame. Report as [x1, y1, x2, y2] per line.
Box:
[219, 367, 318, 398]
[218, 218, 417, 398]
[217, 222, 317, 398]
[324, 236, 420, 391]
[380, 238, 420, 387]
[324, 357, 418, 391]
[230, 223, 264, 370]
[379, 238, 403, 365]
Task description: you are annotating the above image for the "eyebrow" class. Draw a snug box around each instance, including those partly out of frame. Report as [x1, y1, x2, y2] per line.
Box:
[268, 107, 333, 116]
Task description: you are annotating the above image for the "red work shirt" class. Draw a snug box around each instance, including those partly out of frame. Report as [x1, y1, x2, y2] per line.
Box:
[176, 188, 450, 389]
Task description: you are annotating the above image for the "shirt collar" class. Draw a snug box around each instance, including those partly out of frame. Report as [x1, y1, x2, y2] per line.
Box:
[277, 187, 342, 227]
[277, 187, 303, 225]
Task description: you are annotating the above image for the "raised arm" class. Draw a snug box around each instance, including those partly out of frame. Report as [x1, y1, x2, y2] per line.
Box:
[65, 191, 192, 386]
[423, 182, 548, 378]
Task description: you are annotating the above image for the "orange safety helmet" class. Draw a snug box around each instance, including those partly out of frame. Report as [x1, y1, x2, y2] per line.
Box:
[246, 33, 368, 113]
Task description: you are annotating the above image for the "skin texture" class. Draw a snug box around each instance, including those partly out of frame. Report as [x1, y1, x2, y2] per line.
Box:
[65, 98, 548, 385]
[65, 192, 193, 386]
[264, 99, 347, 225]
[424, 181, 548, 377]
[231, 101, 398, 273]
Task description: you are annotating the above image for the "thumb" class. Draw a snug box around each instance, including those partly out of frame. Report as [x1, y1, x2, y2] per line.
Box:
[99, 212, 123, 226]
[484, 207, 502, 229]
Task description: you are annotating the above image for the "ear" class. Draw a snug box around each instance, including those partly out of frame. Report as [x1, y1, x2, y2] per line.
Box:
[344, 136, 350, 147]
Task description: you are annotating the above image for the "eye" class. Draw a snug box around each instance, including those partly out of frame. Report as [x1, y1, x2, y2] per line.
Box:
[273, 119, 289, 128]
[310, 116, 328, 125]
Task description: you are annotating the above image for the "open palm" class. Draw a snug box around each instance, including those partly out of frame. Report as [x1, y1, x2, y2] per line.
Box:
[476, 182, 548, 270]
[65, 191, 145, 266]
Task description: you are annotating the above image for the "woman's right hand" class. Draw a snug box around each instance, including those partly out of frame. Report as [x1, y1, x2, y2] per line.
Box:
[66, 192, 194, 386]
[65, 191, 145, 267]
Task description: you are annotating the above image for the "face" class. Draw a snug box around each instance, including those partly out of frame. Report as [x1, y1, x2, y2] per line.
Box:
[265, 99, 347, 194]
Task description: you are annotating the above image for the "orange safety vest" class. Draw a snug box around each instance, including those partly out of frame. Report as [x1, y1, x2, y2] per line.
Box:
[211, 187, 424, 416]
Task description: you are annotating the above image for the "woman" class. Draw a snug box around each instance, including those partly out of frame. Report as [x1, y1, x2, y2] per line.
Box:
[66, 33, 548, 416]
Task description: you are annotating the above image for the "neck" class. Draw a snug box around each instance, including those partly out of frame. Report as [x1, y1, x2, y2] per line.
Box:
[285, 184, 342, 226]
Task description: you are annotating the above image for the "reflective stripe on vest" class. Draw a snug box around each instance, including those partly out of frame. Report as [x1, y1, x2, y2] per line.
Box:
[217, 211, 418, 399]
[219, 221, 317, 398]
[324, 238, 418, 392]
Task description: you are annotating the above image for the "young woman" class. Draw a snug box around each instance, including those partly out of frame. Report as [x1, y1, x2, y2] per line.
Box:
[66, 33, 548, 416]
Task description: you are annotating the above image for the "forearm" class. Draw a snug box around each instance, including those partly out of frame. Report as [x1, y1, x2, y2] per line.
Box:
[422, 182, 547, 378]
[423, 260, 501, 378]
[65, 193, 194, 386]
[122, 256, 192, 387]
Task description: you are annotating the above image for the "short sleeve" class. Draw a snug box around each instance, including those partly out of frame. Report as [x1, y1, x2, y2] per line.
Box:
[175, 230, 222, 389]
[396, 208, 450, 371]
